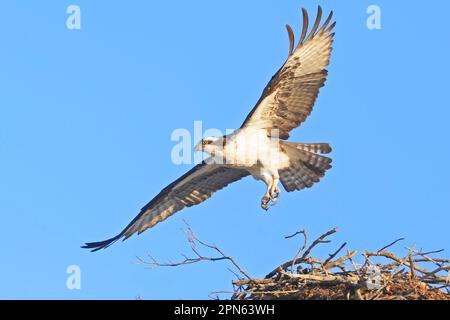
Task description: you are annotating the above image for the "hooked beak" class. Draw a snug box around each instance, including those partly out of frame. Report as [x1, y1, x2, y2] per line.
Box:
[194, 141, 203, 152]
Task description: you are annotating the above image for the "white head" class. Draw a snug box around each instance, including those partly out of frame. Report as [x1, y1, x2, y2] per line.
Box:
[194, 136, 225, 156]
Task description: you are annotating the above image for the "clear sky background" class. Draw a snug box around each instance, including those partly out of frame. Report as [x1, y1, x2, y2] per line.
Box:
[1, 0, 449, 299]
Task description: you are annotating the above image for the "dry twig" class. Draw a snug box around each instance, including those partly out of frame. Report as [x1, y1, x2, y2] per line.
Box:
[137, 221, 251, 280]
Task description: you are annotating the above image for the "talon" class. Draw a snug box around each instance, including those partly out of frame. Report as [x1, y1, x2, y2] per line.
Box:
[261, 196, 270, 211]
[270, 191, 279, 201]
[270, 187, 281, 202]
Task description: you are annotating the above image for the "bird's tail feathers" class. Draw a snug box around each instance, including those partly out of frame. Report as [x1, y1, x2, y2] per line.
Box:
[279, 142, 332, 192]
[283, 141, 332, 154]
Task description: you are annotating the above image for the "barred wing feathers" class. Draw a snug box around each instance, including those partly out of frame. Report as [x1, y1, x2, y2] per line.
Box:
[82, 161, 249, 251]
[241, 6, 336, 140]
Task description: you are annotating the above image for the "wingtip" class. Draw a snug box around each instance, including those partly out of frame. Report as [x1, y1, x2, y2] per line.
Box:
[317, 5, 323, 15]
[81, 235, 122, 252]
[81, 244, 103, 252]
[81, 242, 106, 252]
[327, 21, 337, 33]
[285, 24, 295, 57]
[298, 8, 309, 47]
[301, 7, 308, 17]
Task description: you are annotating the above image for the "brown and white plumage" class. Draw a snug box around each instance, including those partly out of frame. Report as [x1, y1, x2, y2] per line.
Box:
[83, 6, 335, 251]
[242, 6, 335, 140]
[83, 160, 248, 251]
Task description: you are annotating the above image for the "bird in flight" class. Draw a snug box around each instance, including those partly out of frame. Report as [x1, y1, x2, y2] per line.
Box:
[83, 6, 335, 251]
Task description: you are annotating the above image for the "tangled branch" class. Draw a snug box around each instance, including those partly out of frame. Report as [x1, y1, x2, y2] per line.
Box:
[137, 220, 251, 280]
[138, 223, 450, 300]
[233, 229, 450, 300]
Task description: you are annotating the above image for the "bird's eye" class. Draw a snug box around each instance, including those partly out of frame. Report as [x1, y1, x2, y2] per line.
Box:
[202, 140, 208, 146]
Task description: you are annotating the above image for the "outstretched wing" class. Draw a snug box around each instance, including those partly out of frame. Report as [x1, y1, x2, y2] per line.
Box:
[82, 160, 249, 251]
[241, 6, 336, 139]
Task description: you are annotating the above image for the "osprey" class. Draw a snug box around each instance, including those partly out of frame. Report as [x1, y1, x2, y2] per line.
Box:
[83, 6, 335, 251]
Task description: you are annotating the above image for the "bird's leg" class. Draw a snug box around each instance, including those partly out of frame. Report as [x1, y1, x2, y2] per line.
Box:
[269, 173, 281, 204]
[261, 174, 273, 211]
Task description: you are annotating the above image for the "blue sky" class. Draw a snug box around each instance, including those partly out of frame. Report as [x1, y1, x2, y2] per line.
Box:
[1, 0, 449, 299]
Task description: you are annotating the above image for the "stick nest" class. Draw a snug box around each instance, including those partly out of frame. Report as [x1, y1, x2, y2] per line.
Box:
[232, 228, 450, 300]
[139, 223, 450, 300]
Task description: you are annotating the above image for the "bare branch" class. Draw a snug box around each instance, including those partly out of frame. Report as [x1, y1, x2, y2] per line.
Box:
[377, 238, 405, 252]
[301, 228, 338, 261]
[138, 221, 251, 280]
[265, 228, 338, 279]
[286, 229, 307, 274]
[416, 249, 445, 256]
[324, 242, 347, 266]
